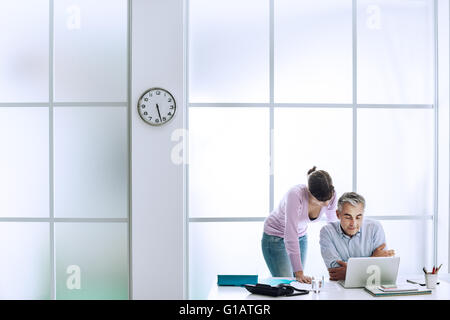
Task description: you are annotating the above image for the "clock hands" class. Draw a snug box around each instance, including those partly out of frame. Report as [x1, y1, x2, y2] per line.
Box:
[156, 103, 162, 122]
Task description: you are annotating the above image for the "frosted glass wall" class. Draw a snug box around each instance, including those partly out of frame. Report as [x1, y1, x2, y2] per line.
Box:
[55, 223, 128, 300]
[188, 0, 269, 102]
[357, 0, 434, 104]
[0, 108, 49, 218]
[53, 0, 127, 102]
[0, 0, 129, 300]
[54, 107, 128, 219]
[273, 108, 353, 204]
[189, 222, 268, 299]
[357, 109, 434, 216]
[0, 223, 50, 299]
[189, 107, 270, 218]
[188, 0, 435, 299]
[275, 0, 353, 103]
[0, 1, 49, 102]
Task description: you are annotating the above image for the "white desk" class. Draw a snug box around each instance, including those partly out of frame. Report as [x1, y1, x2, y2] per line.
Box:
[208, 274, 450, 300]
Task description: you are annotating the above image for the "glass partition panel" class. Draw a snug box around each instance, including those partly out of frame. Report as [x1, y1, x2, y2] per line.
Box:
[274, 108, 353, 205]
[189, 221, 268, 299]
[0, 223, 50, 299]
[189, 107, 270, 218]
[0, 107, 49, 218]
[54, 107, 128, 218]
[302, 220, 329, 277]
[357, 108, 434, 215]
[275, 0, 353, 103]
[55, 223, 128, 300]
[54, 0, 127, 102]
[380, 220, 433, 275]
[188, 0, 269, 103]
[0, 0, 49, 102]
[357, 0, 434, 104]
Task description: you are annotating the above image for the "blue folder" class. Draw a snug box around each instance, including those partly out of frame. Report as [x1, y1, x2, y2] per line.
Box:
[217, 275, 258, 286]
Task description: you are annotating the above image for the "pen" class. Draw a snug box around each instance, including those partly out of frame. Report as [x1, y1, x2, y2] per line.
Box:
[423, 267, 428, 274]
[436, 264, 443, 273]
[432, 267, 436, 274]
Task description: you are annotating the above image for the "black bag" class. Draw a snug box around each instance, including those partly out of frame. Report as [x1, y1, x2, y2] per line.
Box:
[244, 283, 309, 297]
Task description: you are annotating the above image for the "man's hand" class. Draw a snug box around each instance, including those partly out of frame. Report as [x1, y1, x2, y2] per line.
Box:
[328, 260, 347, 281]
[294, 270, 312, 284]
[371, 243, 395, 257]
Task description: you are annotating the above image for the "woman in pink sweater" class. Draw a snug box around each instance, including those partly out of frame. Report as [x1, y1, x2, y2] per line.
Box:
[262, 167, 338, 283]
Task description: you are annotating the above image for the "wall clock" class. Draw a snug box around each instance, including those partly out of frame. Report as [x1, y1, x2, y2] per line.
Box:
[137, 87, 176, 126]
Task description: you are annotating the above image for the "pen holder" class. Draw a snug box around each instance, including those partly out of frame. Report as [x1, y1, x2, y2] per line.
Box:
[425, 273, 438, 289]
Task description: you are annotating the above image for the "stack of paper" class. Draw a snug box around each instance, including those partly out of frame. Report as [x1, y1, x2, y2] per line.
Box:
[378, 284, 418, 292]
[364, 285, 432, 297]
[289, 281, 313, 291]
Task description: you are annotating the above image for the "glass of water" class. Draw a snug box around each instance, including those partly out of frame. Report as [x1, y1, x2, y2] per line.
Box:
[311, 276, 325, 293]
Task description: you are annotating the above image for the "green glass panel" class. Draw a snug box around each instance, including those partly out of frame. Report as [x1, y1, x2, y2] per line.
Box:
[55, 223, 128, 300]
[0, 223, 50, 299]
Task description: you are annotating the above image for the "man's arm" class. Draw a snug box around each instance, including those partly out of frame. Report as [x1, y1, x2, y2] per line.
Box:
[371, 243, 395, 257]
[370, 221, 395, 257]
[328, 260, 347, 281]
[320, 226, 348, 281]
[319, 226, 343, 269]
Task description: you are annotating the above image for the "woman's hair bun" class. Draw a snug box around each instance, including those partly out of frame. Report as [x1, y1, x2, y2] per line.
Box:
[307, 166, 317, 175]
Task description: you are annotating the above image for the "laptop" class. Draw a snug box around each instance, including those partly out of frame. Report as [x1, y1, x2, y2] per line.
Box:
[338, 257, 400, 288]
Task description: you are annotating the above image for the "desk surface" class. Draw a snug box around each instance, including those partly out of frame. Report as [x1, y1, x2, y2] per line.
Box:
[208, 274, 450, 300]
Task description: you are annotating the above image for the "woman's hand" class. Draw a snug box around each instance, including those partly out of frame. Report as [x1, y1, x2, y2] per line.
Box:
[294, 270, 312, 283]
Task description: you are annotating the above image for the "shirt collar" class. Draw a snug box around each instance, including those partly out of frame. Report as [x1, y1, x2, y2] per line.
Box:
[338, 223, 362, 239]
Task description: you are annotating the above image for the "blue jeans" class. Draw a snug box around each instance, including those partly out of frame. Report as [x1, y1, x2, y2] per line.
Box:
[261, 232, 308, 277]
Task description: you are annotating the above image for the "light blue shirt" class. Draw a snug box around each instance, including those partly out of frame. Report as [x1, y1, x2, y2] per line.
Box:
[319, 219, 386, 269]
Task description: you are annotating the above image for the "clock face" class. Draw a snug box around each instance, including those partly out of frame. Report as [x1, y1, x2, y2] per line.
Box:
[137, 88, 176, 126]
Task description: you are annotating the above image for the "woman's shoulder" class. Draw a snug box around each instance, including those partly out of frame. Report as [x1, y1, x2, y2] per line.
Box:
[287, 184, 307, 194]
[284, 184, 307, 201]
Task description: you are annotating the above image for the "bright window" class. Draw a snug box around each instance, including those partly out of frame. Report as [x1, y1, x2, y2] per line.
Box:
[187, 0, 437, 299]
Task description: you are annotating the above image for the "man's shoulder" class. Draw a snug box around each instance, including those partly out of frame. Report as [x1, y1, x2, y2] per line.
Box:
[363, 218, 382, 227]
[362, 218, 384, 231]
[320, 221, 340, 235]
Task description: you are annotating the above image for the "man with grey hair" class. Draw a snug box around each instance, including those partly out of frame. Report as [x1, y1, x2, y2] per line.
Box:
[319, 192, 395, 281]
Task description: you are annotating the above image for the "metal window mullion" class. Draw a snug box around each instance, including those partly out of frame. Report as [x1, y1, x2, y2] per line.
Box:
[269, 0, 274, 212]
[0, 103, 49, 107]
[0, 102, 128, 107]
[188, 103, 269, 108]
[352, 0, 357, 193]
[188, 215, 434, 223]
[49, 0, 55, 301]
[184, 0, 190, 300]
[433, 0, 439, 267]
[357, 104, 433, 109]
[52, 102, 128, 107]
[0, 218, 129, 223]
[187, 103, 434, 109]
[127, 0, 133, 300]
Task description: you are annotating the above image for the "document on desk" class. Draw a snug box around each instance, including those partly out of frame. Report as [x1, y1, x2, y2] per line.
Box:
[289, 281, 313, 291]
[364, 285, 431, 297]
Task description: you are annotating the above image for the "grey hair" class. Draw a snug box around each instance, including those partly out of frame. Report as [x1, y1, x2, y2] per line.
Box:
[337, 192, 366, 212]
